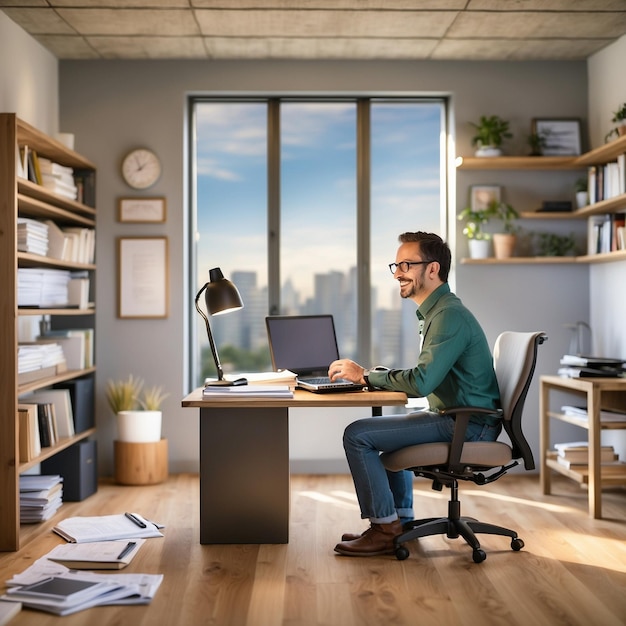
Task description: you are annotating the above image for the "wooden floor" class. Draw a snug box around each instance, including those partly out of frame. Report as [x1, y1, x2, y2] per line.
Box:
[0, 473, 625, 626]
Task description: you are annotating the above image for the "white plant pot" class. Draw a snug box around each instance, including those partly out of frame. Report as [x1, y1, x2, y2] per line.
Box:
[576, 191, 588, 209]
[468, 238, 491, 259]
[474, 146, 502, 158]
[117, 410, 162, 443]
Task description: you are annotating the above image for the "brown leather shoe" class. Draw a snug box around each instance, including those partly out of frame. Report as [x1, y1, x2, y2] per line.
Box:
[334, 519, 403, 557]
[341, 531, 364, 541]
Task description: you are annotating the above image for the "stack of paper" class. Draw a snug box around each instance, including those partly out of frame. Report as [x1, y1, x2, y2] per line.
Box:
[45, 538, 145, 570]
[4, 565, 162, 616]
[38, 157, 78, 201]
[221, 370, 298, 389]
[17, 217, 48, 256]
[17, 268, 71, 307]
[53, 512, 164, 543]
[1, 571, 162, 616]
[558, 354, 625, 379]
[20, 475, 63, 524]
[203, 384, 294, 398]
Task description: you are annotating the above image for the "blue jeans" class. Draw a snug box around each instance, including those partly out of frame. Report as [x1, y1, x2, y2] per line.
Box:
[342, 411, 502, 524]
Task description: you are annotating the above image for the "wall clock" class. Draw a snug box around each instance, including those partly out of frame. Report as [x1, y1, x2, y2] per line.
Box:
[121, 148, 161, 189]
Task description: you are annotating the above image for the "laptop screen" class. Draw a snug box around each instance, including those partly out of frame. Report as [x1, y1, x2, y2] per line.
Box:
[266, 315, 340, 376]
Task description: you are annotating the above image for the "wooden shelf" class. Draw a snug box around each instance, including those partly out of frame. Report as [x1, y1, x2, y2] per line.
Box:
[458, 156, 582, 170]
[574, 133, 626, 166]
[19, 428, 96, 472]
[546, 454, 626, 487]
[18, 366, 96, 396]
[17, 250, 96, 271]
[461, 256, 578, 265]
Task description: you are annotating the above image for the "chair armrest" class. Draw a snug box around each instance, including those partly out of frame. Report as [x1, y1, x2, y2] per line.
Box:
[440, 406, 503, 472]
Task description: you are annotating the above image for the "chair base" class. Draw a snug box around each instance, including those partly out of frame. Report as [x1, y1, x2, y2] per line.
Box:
[393, 481, 525, 563]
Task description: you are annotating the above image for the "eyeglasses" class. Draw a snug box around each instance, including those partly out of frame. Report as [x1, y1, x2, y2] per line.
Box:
[388, 260, 433, 274]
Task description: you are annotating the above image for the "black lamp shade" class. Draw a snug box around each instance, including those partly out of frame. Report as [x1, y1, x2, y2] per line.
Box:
[205, 268, 243, 316]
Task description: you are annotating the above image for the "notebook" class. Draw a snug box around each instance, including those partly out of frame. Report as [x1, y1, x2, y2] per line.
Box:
[265, 315, 364, 393]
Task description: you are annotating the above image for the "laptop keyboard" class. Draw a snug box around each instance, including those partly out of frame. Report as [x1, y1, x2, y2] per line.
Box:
[303, 376, 351, 385]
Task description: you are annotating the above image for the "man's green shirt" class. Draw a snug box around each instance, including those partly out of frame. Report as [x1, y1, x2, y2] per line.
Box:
[366, 283, 501, 425]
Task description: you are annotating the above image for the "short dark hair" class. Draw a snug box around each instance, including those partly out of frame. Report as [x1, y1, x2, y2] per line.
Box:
[398, 232, 451, 282]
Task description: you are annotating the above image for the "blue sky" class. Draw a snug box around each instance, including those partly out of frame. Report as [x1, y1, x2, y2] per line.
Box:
[194, 99, 442, 308]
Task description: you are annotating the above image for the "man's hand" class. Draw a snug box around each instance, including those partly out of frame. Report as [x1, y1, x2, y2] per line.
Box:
[328, 359, 366, 385]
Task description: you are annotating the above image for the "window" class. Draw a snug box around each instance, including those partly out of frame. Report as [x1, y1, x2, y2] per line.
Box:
[189, 97, 446, 386]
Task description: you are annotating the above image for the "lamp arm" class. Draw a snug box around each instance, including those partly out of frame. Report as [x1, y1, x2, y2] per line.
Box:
[195, 283, 225, 382]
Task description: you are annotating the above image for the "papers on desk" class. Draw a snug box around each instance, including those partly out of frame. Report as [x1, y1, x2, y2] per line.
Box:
[52, 512, 164, 543]
[202, 384, 294, 398]
[222, 370, 297, 388]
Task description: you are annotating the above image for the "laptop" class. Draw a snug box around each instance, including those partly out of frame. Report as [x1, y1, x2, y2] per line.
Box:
[265, 315, 364, 393]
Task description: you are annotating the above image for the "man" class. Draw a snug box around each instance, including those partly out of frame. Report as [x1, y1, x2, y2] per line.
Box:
[328, 231, 501, 557]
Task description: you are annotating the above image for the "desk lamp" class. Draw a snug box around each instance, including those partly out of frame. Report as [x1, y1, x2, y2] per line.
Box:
[195, 267, 247, 386]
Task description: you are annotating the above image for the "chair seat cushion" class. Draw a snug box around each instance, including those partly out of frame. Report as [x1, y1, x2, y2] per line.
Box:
[381, 441, 513, 472]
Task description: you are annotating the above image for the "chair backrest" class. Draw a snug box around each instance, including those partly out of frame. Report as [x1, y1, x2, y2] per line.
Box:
[493, 331, 547, 470]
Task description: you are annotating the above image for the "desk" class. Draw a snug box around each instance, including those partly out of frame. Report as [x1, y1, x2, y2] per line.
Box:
[181, 388, 407, 544]
[539, 375, 626, 519]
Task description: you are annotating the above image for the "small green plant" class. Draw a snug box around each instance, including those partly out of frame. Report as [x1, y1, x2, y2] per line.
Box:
[140, 385, 170, 411]
[527, 130, 549, 156]
[486, 199, 519, 234]
[536, 232, 576, 257]
[469, 115, 512, 149]
[605, 102, 626, 142]
[106, 375, 143, 414]
[575, 177, 588, 193]
[458, 206, 491, 240]
[611, 102, 626, 124]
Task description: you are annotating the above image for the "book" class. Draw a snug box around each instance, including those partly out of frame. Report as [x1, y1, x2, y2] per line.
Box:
[554, 441, 617, 464]
[46, 538, 144, 570]
[53, 513, 164, 543]
[202, 384, 294, 398]
[17, 403, 41, 462]
[556, 455, 620, 470]
[29, 389, 75, 438]
[559, 354, 625, 368]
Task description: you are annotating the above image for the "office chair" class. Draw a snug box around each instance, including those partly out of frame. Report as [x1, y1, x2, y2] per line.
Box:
[381, 331, 547, 563]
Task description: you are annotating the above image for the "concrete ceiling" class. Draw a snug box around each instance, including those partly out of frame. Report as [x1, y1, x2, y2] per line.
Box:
[2, 1, 626, 61]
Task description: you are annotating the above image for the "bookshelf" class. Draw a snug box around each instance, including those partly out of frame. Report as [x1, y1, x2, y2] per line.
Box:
[458, 138, 626, 264]
[0, 113, 97, 551]
[539, 375, 626, 519]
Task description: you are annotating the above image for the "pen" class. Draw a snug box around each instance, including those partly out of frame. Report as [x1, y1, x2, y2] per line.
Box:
[116, 541, 136, 560]
[124, 512, 147, 528]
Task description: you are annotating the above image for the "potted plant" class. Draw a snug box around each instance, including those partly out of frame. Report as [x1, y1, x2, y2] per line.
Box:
[527, 130, 549, 156]
[486, 200, 519, 259]
[106, 375, 169, 443]
[469, 115, 512, 157]
[535, 232, 576, 257]
[575, 177, 588, 209]
[604, 102, 626, 142]
[458, 206, 492, 258]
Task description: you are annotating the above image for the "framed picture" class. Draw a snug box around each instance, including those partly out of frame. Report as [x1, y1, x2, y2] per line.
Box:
[117, 237, 169, 319]
[532, 118, 582, 156]
[118, 197, 166, 223]
[470, 185, 501, 212]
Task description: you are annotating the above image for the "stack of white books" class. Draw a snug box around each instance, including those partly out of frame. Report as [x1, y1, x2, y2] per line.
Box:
[19, 475, 63, 524]
[17, 217, 48, 256]
[38, 157, 78, 201]
[17, 343, 66, 375]
[17, 268, 71, 307]
[553, 441, 619, 470]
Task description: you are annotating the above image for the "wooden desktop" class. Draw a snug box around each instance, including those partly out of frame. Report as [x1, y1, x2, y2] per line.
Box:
[182, 387, 407, 544]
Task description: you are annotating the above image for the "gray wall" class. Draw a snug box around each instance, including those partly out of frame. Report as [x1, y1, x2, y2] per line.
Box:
[57, 59, 592, 475]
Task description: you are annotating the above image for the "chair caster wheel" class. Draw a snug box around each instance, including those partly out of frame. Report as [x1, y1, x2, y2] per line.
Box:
[511, 538, 524, 551]
[472, 549, 487, 563]
[395, 545, 410, 561]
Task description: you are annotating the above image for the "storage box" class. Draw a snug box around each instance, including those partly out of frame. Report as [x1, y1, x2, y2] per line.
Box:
[53, 375, 94, 433]
[41, 440, 97, 501]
